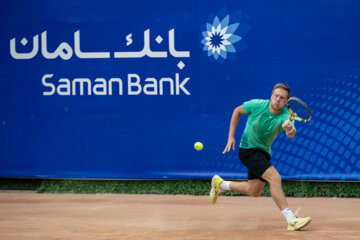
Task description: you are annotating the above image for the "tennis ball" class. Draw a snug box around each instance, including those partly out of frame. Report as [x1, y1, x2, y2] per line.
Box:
[194, 142, 203, 151]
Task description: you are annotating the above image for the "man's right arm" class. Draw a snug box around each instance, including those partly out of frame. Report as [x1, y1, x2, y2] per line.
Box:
[222, 105, 246, 154]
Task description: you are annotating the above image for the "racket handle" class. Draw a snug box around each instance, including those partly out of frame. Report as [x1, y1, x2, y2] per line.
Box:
[287, 127, 295, 134]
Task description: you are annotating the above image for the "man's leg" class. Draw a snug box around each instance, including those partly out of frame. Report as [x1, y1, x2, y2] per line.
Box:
[261, 166, 288, 210]
[229, 179, 265, 197]
[210, 176, 265, 204]
[261, 166, 311, 230]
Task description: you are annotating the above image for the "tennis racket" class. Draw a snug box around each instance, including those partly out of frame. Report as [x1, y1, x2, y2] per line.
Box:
[287, 97, 312, 122]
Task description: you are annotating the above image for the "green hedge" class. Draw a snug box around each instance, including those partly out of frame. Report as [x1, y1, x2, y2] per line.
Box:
[0, 178, 359, 197]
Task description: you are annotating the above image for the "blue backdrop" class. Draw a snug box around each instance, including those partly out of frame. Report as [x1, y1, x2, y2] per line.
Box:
[1, 0, 359, 180]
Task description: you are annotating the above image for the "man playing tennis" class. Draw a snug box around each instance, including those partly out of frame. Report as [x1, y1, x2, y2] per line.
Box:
[211, 83, 311, 231]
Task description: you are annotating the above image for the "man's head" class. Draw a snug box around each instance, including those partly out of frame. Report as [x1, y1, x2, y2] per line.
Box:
[270, 83, 291, 113]
[272, 83, 291, 99]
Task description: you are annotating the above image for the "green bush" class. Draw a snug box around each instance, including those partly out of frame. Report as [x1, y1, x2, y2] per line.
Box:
[0, 178, 359, 197]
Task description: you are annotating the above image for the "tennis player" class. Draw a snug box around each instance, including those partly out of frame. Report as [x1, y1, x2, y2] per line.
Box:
[211, 83, 311, 231]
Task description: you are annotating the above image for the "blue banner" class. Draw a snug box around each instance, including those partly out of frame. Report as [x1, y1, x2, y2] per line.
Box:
[1, 0, 359, 180]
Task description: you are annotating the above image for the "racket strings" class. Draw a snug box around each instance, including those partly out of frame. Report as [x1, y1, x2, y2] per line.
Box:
[288, 100, 311, 120]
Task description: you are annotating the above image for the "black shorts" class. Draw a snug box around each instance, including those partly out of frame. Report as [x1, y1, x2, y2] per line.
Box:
[238, 148, 272, 182]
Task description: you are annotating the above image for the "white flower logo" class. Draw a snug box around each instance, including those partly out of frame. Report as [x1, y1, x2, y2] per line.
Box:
[201, 15, 243, 60]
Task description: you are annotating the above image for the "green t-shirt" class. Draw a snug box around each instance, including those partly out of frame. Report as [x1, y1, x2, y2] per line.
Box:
[240, 99, 290, 155]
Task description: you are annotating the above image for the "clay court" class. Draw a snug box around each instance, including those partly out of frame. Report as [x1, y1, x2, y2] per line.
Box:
[0, 192, 359, 240]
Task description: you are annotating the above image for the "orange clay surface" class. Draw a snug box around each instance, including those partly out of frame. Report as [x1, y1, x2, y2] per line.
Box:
[0, 192, 359, 240]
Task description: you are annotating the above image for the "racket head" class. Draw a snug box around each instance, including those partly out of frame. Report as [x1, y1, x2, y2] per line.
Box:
[287, 97, 312, 122]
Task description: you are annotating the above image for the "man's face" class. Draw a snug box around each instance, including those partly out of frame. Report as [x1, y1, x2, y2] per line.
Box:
[270, 88, 288, 112]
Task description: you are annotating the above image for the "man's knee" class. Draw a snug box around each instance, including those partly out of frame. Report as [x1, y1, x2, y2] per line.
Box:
[270, 173, 282, 185]
[249, 188, 262, 197]
[262, 167, 282, 185]
[247, 181, 264, 197]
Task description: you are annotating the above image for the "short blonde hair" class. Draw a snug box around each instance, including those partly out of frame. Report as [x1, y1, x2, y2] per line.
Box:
[272, 83, 291, 99]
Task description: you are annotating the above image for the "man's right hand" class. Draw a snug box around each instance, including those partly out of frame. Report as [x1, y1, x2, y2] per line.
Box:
[222, 137, 235, 154]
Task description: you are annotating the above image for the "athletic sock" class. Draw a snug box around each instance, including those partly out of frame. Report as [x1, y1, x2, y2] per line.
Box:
[220, 181, 231, 191]
[282, 208, 295, 223]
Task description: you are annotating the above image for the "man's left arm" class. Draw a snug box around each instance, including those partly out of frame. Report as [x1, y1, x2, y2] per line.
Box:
[282, 119, 296, 138]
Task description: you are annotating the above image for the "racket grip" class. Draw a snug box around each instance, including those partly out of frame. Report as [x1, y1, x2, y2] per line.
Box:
[287, 127, 295, 134]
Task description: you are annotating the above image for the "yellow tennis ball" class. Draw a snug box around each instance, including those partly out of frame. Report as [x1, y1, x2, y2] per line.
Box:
[194, 142, 203, 151]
